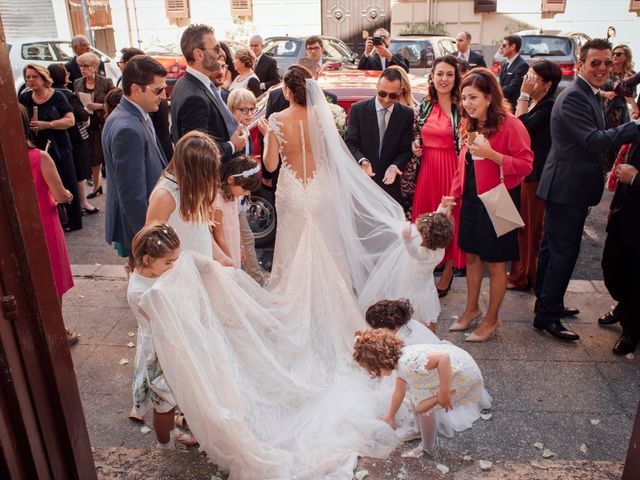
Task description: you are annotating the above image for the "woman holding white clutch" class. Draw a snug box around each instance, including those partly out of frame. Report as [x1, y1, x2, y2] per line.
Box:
[446, 68, 533, 342]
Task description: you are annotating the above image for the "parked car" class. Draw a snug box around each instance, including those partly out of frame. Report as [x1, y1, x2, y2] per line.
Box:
[245, 69, 429, 247]
[8, 38, 121, 93]
[262, 36, 359, 75]
[491, 32, 591, 91]
[146, 40, 246, 99]
[389, 35, 458, 76]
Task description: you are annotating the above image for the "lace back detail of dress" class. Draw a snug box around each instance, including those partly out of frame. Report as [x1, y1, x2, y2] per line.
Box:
[269, 113, 314, 189]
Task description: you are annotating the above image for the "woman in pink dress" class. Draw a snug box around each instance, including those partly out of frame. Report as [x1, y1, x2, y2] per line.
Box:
[411, 55, 465, 297]
[20, 105, 77, 344]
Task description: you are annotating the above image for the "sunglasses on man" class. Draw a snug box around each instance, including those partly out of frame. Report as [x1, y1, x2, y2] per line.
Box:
[588, 59, 614, 68]
[377, 90, 402, 100]
[144, 84, 167, 96]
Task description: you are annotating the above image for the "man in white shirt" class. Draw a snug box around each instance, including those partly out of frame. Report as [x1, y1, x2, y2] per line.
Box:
[499, 35, 529, 110]
[455, 31, 486, 69]
[249, 35, 280, 94]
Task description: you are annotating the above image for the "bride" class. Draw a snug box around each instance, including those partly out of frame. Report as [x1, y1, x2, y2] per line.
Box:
[136, 66, 425, 479]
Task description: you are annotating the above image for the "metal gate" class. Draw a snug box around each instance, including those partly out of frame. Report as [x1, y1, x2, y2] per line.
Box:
[321, 0, 391, 58]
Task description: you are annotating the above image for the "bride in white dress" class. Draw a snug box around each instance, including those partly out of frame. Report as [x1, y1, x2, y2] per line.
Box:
[135, 67, 476, 479]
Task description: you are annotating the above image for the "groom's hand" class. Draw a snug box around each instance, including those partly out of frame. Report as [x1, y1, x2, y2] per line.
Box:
[382, 165, 400, 185]
[360, 160, 375, 177]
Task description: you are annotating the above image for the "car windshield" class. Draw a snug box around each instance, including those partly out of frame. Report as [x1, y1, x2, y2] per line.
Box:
[21, 42, 55, 61]
[264, 39, 301, 57]
[389, 40, 432, 67]
[521, 36, 572, 57]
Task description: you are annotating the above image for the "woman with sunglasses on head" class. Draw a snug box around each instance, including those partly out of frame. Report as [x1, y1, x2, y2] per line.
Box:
[446, 68, 533, 342]
[73, 51, 115, 199]
[408, 55, 465, 299]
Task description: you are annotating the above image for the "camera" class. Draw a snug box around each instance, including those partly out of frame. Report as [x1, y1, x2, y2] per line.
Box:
[372, 36, 383, 46]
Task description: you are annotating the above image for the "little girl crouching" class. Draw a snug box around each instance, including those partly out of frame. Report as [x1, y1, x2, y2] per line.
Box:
[353, 328, 491, 457]
[127, 222, 195, 449]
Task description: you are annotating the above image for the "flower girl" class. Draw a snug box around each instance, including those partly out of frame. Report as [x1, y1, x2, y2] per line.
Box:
[127, 222, 195, 448]
[353, 328, 491, 457]
[212, 156, 261, 267]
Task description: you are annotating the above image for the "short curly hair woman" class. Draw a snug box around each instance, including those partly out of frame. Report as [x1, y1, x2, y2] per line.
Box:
[352, 329, 404, 378]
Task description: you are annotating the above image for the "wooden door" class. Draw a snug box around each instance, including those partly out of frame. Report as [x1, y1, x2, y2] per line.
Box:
[0, 19, 95, 480]
[321, 0, 391, 57]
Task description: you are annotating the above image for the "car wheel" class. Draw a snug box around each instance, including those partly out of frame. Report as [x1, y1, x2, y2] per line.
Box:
[247, 187, 276, 248]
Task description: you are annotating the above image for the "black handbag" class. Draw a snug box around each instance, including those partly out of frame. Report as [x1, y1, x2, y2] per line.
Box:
[57, 204, 69, 226]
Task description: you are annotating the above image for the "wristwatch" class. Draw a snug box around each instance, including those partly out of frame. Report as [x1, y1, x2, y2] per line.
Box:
[518, 93, 530, 102]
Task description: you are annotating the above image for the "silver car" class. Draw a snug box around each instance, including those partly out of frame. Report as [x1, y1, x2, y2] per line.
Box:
[389, 35, 458, 76]
[8, 38, 121, 93]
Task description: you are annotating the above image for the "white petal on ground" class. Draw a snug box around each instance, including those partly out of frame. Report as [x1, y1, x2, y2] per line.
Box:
[542, 449, 555, 458]
[127, 342, 135, 348]
[590, 419, 600, 425]
[533, 442, 544, 450]
[463, 455, 472, 461]
[480, 412, 493, 421]
[626, 353, 635, 360]
[354, 469, 369, 480]
[436, 464, 450, 474]
[118, 358, 129, 365]
[580, 443, 588, 454]
[128, 331, 136, 338]
[478, 460, 492, 471]
[140, 425, 152, 434]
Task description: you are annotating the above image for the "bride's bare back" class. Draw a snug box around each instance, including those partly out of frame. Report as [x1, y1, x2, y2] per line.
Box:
[265, 106, 317, 186]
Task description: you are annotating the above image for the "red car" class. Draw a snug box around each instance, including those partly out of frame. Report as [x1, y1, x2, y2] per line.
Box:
[246, 70, 429, 247]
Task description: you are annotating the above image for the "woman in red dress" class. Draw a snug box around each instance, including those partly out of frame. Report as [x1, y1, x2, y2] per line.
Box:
[411, 55, 465, 297]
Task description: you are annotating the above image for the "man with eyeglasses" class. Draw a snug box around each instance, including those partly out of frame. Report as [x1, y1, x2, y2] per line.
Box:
[455, 31, 486, 69]
[534, 38, 640, 343]
[102, 55, 169, 259]
[171, 24, 246, 161]
[249, 35, 280, 94]
[65, 34, 106, 86]
[345, 67, 413, 203]
[499, 35, 528, 111]
[357, 28, 409, 73]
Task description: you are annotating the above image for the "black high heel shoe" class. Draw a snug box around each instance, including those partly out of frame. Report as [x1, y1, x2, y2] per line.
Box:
[87, 185, 103, 199]
[82, 206, 100, 215]
[437, 274, 454, 298]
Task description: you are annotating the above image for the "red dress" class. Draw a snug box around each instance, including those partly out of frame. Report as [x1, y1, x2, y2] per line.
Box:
[412, 103, 465, 269]
[28, 148, 74, 296]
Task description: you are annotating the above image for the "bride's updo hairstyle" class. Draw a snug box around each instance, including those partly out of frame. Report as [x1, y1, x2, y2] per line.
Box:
[283, 65, 312, 106]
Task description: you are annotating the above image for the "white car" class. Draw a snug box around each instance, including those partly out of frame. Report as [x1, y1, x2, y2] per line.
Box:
[8, 38, 121, 93]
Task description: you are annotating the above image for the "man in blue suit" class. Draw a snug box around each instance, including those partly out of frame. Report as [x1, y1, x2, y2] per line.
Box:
[102, 55, 169, 258]
[534, 39, 640, 341]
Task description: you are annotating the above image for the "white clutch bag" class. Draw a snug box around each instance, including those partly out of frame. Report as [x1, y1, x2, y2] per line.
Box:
[477, 165, 524, 237]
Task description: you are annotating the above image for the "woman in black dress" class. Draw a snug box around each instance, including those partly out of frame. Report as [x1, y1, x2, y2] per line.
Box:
[447, 69, 533, 342]
[19, 64, 83, 231]
[48, 63, 99, 214]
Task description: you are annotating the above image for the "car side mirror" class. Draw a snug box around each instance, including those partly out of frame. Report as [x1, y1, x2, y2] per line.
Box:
[351, 52, 359, 62]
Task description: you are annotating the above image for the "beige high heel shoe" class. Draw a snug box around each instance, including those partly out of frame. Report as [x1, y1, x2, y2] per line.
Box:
[465, 320, 502, 342]
[449, 311, 483, 332]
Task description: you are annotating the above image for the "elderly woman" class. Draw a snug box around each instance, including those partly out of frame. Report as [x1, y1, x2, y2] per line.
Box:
[229, 48, 261, 98]
[73, 51, 115, 198]
[19, 64, 83, 231]
[227, 88, 266, 286]
[507, 60, 562, 292]
[47, 63, 98, 214]
[447, 68, 533, 342]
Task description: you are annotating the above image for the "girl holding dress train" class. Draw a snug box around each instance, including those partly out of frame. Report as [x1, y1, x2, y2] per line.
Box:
[353, 328, 491, 457]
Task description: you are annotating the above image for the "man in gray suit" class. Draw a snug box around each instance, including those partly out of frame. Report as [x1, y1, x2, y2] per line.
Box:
[102, 55, 169, 258]
[534, 38, 640, 341]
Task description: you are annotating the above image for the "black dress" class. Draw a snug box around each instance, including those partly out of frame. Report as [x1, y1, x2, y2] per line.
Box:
[19, 90, 82, 230]
[55, 86, 91, 181]
[458, 152, 520, 262]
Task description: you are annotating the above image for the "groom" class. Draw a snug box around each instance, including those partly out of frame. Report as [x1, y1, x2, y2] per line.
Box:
[345, 67, 413, 203]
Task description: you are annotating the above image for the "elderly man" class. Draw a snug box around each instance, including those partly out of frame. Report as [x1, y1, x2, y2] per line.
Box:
[64, 35, 105, 84]
[358, 28, 409, 73]
[249, 35, 280, 94]
[534, 38, 640, 342]
[455, 31, 486, 69]
[499, 35, 528, 111]
[170, 24, 246, 161]
[102, 55, 168, 258]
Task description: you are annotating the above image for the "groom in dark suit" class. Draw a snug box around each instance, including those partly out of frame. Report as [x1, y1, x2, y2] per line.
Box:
[171, 24, 246, 161]
[499, 35, 529, 111]
[345, 67, 414, 203]
[534, 38, 640, 341]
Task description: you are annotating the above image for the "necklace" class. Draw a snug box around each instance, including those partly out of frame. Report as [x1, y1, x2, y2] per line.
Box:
[32, 88, 51, 103]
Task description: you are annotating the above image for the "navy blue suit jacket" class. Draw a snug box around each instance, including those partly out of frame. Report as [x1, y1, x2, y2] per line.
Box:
[102, 98, 168, 254]
[538, 77, 640, 207]
[499, 55, 529, 110]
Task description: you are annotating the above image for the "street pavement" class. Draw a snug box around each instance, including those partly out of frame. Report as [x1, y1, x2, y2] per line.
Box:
[64, 189, 638, 479]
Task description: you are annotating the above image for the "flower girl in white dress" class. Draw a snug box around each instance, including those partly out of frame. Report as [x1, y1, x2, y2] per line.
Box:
[353, 328, 491, 457]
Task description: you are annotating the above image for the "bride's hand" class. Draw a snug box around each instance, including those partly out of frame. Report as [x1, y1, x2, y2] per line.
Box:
[402, 221, 412, 239]
[258, 117, 269, 136]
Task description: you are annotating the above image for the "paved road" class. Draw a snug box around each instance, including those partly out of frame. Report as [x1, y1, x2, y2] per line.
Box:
[63, 185, 639, 479]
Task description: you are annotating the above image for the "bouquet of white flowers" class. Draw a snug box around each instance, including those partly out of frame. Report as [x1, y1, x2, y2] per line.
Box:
[328, 102, 347, 137]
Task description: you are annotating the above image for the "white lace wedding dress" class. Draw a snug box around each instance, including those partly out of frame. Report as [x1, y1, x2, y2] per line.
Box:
[135, 81, 451, 479]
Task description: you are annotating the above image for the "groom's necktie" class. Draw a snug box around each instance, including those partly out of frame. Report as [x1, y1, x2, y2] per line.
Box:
[209, 83, 239, 135]
[378, 107, 388, 154]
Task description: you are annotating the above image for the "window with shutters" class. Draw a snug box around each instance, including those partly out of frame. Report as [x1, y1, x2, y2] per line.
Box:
[165, 0, 190, 19]
[474, 1, 497, 13]
[631, 0, 640, 15]
[231, 0, 253, 18]
[542, 0, 566, 13]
